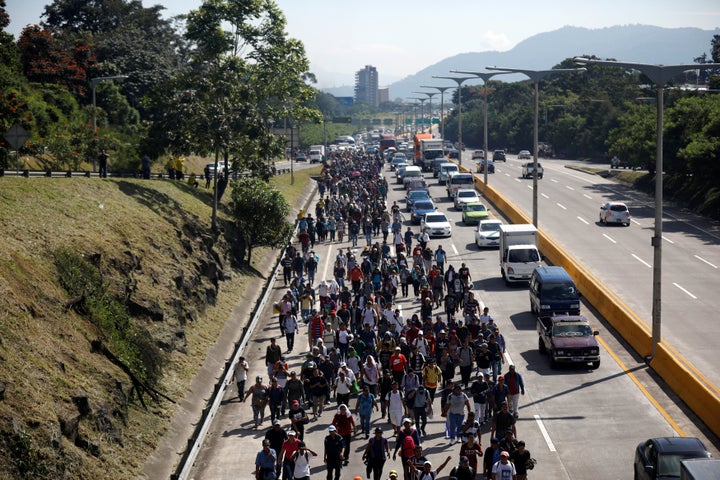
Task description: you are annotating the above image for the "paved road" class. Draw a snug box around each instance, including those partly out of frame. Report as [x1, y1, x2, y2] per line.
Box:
[471, 152, 720, 392]
[188, 158, 718, 480]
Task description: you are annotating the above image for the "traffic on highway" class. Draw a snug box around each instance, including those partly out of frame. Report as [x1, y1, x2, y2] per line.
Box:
[186, 137, 718, 480]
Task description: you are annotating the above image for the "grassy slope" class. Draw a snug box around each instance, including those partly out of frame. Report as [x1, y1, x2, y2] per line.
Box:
[0, 166, 320, 479]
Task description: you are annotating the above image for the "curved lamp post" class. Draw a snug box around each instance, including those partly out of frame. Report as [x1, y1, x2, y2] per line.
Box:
[432, 76, 476, 165]
[486, 66, 586, 227]
[413, 91, 438, 135]
[574, 57, 720, 362]
[451, 70, 512, 189]
[420, 85, 454, 139]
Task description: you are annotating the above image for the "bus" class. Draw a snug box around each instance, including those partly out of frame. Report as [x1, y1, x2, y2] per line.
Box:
[379, 134, 396, 153]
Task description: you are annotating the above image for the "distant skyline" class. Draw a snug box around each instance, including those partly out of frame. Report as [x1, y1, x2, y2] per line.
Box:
[5, 0, 720, 88]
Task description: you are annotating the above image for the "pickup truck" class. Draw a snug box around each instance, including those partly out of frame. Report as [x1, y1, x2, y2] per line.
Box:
[537, 315, 600, 369]
[521, 162, 543, 179]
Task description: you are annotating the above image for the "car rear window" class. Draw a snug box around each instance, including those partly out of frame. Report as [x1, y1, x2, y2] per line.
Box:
[610, 204, 627, 212]
[425, 214, 446, 222]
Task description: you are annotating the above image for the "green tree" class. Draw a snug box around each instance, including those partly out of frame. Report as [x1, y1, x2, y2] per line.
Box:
[606, 101, 656, 172]
[230, 177, 292, 264]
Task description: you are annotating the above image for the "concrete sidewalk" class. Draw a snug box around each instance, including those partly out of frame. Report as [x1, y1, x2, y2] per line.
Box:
[142, 179, 318, 480]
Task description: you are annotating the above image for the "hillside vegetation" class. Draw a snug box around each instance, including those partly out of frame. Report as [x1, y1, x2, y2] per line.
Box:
[0, 169, 317, 479]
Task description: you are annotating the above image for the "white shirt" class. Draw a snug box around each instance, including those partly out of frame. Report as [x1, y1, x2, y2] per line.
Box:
[385, 390, 404, 411]
[234, 360, 248, 382]
[335, 376, 352, 395]
[293, 451, 312, 477]
[284, 315, 299, 334]
[492, 460, 516, 479]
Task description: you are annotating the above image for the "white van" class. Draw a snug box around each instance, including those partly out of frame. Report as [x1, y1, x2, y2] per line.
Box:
[446, 173, 474, 198]
[402, 166, 423, 187]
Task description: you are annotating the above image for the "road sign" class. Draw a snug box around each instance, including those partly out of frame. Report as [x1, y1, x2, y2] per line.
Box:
[4, 123, 30, 150]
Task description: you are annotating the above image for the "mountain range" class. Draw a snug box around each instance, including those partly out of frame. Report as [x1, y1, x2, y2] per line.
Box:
[321, 25, 720, 101]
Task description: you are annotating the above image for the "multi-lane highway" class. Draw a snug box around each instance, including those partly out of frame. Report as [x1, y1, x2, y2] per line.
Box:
[187, 154, 718, 480]
[472, 152, 720, 391]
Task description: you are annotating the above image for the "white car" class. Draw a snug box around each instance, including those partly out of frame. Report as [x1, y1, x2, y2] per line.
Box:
[421, 212, 452, 237]
[518, 150, 532, 159]
[599, 201, 631, 226]
[454, 188, 480, 210]
[475, 219, 503, 247]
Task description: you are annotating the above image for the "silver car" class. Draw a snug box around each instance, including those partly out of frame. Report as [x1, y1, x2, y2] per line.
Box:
[599, 201, 631, 226]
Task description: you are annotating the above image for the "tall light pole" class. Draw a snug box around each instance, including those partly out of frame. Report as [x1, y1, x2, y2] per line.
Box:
[91, 75, 127, 171]
[433, 76, 475, 165]
[451, 70, 512, 189]
[574, 57, 720, 362]
[413, 91, 437, 136]
[408, 97, 428, 133]
[486, 67, 585, 226]
[420, 85, 453, 139]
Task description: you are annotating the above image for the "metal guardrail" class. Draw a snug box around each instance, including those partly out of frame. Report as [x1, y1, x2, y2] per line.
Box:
[0, 168, 293, 179]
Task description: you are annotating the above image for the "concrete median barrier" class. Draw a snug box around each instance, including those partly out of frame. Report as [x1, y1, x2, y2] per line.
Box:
[471, 170, 720, 438]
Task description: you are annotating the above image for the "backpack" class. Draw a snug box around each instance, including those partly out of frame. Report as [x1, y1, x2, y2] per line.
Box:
[414, 388, 428, 408]
[401, 431, 416, 457]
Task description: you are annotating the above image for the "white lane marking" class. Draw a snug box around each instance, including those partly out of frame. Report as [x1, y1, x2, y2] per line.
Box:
[577, 216, 589, 225]
[662, 235, 674, 244]
[631, 219, 641, 225]
[551, 178, 559, 183]
[322, 247, 332, 280]
[695, 255, 718, 269]
[673, 282, 697, 299]
[451, 244, 459, 256]
[583, 194, 593, 200]
[515, 178, 522, 183]
[632, 254, 652, 268]
[505, 173, 511, 177]
[566, 185, 575, 191]
[528, 185, 534, 190]
[534, 415, 557, 452]
[556, 203, 567, 210]
[603, 234, 617, 244]
[541, 193, 549, 199]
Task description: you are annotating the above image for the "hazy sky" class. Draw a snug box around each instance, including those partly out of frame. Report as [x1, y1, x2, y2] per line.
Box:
[5, 0, 720, 87]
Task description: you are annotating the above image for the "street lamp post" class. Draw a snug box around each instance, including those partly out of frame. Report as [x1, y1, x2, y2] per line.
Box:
[451, 70, 512, 189]
[408, 97, 428, 133]
[420, 85, 453, 139]
[413, 91, 437, 136]
[91, 75, 127, 171]
[486, 67, 586, 226]
[433, 76, 475, 165]
[574, 57, 720, 361]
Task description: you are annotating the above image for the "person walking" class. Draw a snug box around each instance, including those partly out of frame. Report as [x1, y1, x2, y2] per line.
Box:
[265, 419, 288, 478]
[324, 425, 345, 480]
[284, 313, 300, 352]
[255, 439, 278, 480]
[491, 451, 516, 480]
[245, 376, 269, 429]
[233, 356, 249, 401]
[362, 427, 390, 480]
[409, 457, 452, 480]
[288, 399, 309, 440]
[411, 385, 430, 437]
[355, 385, 379, 438]
[280, 430, 300, 480]
[504, 365, 525, 418]
[442, 383, 472, 444]
[292, 441, 318, 480]
[331, 404, 356, 466]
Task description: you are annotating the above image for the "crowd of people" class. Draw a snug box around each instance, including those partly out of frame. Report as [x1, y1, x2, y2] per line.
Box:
[247, 148, 536, 480]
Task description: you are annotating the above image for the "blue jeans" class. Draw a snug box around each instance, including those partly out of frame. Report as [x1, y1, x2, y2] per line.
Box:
[359, 413, 371, 435]
[448, 412, 464, 439]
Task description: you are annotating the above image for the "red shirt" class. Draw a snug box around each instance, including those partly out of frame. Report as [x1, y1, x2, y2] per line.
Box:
[332, 413, 355, 436]
[390, 352, 407, 372]
[282, 437, 300, 460]
[459, 442, 483, 471]
[349, 265, 364, 281]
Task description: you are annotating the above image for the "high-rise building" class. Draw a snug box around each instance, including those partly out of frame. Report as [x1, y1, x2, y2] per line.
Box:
[354, 65, 379, 107]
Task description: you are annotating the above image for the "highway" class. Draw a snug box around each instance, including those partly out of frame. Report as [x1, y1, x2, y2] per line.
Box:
[186, 156, 718, 480]
[471, 152, 720, 391]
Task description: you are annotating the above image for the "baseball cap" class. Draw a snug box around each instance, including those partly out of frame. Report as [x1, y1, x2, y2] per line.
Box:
[460, 456, 469, 462]
[402, 418, 412, 424]
[500, 451, 510, 457]
[273, 419, 281, 425]
[389, 471, 398, 478]
[262, 439, 270, 446]
[256, 376, 262, 382]
[424, 461, 432, 466]
[498, 375, 505, 381]
[375, 427, 383, 434]
[328, 425, 336, 431]
[292, 400, 299, 406]
[288, 430, 296, 436]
